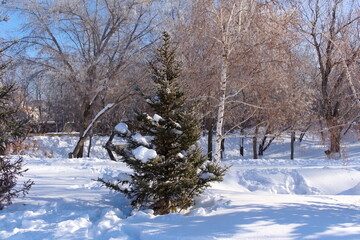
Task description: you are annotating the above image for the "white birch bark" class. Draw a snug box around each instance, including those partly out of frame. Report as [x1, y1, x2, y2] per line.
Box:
[214, 46, 229, 163]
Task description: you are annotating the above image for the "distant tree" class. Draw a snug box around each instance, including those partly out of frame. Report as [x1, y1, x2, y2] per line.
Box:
[99, 32, 226, 215]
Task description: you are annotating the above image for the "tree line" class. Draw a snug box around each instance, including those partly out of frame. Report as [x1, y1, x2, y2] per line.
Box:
[0, 0, 359, 159]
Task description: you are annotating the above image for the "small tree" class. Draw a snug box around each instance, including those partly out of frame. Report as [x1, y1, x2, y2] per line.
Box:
[100, 32, 226, 215]
[0, 84, 33, 210]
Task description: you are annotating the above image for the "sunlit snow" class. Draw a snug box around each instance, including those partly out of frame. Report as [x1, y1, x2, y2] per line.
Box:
[2, 133, 360, 239]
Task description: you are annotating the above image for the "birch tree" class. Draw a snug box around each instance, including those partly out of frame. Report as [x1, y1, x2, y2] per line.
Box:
[200, 0, 257, 163]
[175, 0, 303, 160]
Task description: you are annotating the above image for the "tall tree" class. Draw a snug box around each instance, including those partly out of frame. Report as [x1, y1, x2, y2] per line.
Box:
[11, 0, 156, 157]
[210, 0, 257, 163]
[180, 0, 258, 163]
[177, 0, 309, 160]
[100, 32, 225, 215]
[299, 0, 360, 155]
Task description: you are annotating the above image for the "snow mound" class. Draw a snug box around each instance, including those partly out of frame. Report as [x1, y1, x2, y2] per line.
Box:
[238, 169, 320, 194]
[339, 182, 360, 195]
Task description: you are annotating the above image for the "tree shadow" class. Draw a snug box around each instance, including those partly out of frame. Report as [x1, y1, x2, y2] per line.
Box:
[122, 200, 360, 239]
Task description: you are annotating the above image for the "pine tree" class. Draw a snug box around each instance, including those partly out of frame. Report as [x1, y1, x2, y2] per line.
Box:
[0, 83, 33, 210]
[100, 32, 226, 215]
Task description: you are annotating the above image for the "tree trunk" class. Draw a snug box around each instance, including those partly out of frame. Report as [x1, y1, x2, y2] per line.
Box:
[328, 124, 342, 153]
[73, 105, 90, 158]
[73, 136, 85, 158]
[87, 134, 93, 157]
[72, 103, 116, 158]
[220, 138, 225, 160]
[214, 47, 228, 163]
[325, 101, 342, 154]
[239, 133, 244, 157]
[299, 124, 311, 142]
[105, 131, 117, 161]
[290, 131, 295, 160]
[318, 116, 326, 144]
[253, 126, 258, 159]
[207, 118, 214, 161]
[258, 136, 267, 156]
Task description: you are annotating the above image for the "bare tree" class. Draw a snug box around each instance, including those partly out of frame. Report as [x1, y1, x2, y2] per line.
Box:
[299, 0, 360, 155]
[11, 0, 156, 157]
[174, 0, 312, 160]
[184, 0, 258, 163]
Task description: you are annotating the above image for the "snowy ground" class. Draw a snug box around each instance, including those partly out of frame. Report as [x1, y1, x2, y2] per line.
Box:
[1, 133, 360, 239]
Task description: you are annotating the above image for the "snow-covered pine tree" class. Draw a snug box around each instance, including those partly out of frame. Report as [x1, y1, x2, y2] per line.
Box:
[100, 32, 226, 215]
[0, 84, 33, 210]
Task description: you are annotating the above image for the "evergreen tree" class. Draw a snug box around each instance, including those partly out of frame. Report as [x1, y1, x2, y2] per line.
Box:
[100, 32, 226, 215]
[0, 83, 33, 210]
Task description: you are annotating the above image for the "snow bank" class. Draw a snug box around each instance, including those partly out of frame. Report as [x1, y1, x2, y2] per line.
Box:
[339, 182, 360, 195]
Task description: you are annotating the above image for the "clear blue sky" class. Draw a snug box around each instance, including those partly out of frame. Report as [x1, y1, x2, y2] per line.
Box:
[0, 12, 23, 39]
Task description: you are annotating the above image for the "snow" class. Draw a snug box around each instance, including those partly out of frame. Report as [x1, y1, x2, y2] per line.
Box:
[146, 96, 160, 104]
[131, 133, 149, 146]
[2, 132, 360, 239]
[200, 172, 216, 179]
[153, 114, 163, 122]
[114, 122, 129, 135]
[132, 146, 157, 163]
[171, 129, 183, 135]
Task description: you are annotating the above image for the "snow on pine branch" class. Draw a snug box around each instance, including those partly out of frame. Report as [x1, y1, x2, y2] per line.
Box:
[115, 122, 130, 135]
[132, 146, 157, 163]
[153, 114, 163, 122]
[132, 133, 149, 146]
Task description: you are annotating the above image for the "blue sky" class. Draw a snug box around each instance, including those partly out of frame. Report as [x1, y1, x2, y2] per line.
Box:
[0, 12, 23, 39]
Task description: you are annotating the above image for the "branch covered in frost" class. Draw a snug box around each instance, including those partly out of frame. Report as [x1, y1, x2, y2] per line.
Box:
[82, 103, 115, 138]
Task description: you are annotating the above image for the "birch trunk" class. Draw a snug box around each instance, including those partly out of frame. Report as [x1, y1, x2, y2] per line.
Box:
[214, 47, 228, 163]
